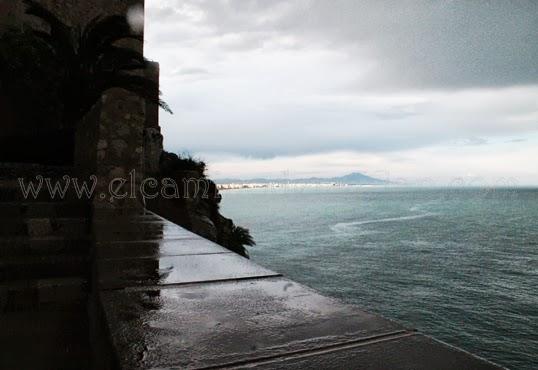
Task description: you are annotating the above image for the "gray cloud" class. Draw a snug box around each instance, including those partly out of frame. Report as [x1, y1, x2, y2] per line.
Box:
[453, 137, 489, 146]
[147, 1, 538, 161]
[149, 0, 538, 89]
[506, 138, 527, 143]
[173, 67, 210, 76]
[158, 86, 538, 158]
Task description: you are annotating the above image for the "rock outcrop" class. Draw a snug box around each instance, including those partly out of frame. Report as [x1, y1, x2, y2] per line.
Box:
[146, 151, 255, 258]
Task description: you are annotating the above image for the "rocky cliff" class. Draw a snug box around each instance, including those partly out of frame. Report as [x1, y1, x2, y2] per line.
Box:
[145, 151, 255, 258]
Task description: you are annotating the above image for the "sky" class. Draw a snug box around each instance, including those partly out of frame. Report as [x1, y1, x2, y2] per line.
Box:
[143, 0, 538, 185]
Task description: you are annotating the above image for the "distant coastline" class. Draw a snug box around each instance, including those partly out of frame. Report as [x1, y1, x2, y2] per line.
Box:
[215, 172, 390, 190]
[217, 182, 387, 190]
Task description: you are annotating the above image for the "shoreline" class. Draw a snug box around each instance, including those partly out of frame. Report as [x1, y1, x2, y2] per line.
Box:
[216, 183, 387, 190]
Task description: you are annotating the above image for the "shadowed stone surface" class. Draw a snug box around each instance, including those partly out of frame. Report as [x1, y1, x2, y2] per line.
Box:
[0, 277, 86, 311]
[0, 196, 91, 369]
[0, 308, 90, 370]
[0, 237, 91, 257]
[0, 253, 88, 281]
[0, 201, 90, 218]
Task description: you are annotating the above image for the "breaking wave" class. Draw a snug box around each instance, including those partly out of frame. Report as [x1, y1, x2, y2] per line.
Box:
[331, 212, 436, 233]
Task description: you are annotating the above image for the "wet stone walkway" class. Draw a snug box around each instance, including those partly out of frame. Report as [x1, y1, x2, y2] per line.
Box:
[95, 211, 504, 369]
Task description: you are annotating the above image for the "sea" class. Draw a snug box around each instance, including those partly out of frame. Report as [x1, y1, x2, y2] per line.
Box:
[220, 186, 538, 370]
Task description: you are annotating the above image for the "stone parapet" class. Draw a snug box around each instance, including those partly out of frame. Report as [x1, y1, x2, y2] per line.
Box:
[94, 210, 505, 370]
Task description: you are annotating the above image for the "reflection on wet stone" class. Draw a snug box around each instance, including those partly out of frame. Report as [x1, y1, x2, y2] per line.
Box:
[94, 211, 502, 369]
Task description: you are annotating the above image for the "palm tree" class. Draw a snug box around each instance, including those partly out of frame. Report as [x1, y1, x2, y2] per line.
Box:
[4, 0, 172, 129]
[227, 225, 256, 258]
[0, 27, 64, 132]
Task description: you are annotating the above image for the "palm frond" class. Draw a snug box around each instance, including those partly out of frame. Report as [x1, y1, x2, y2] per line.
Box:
[224, 225, 255, 257]
[0, 28, 64, 127]
[23, 0, 75, 62]
[14, 2, 172, 127]
[231, 226, 256, 247]
[83, 15, 142, 54]
[24, 0, 66, 32]
[101, 73, 173, 114]
[96, 46, 148, 71]
[81, 15, 104, 44]
[104, 72, 159, 98]
[158, 99, 173, 114]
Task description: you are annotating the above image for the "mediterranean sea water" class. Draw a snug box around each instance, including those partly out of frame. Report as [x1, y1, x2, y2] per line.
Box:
[221, 187, 538, 370]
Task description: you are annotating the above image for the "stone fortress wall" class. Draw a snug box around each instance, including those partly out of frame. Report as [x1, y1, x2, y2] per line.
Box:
[1, 0, 143, 28]
[0, 0, 162, 209]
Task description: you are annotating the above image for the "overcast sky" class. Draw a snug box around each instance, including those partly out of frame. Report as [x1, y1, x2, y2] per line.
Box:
[144, 0, 538, 185]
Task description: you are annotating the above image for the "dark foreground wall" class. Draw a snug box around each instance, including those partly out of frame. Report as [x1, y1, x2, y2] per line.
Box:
[0, 0, 146, 166]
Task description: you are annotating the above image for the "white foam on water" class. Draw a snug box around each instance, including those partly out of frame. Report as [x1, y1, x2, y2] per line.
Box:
[331, 212, 436, 233]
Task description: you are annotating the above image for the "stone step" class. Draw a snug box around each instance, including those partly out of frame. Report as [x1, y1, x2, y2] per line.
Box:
[0, 277, 87, 312]
[0, 308, 90, 370]
[0, 254, 89, 282]
[0, 217, 90, 238]
[0, 183, 23, 202]
[0, 163, 74, 179]
[0, 276, 90, 369]
[0, 179, 92, 202]
[0, 236, 91, 258]
[0, 201, 91, 219]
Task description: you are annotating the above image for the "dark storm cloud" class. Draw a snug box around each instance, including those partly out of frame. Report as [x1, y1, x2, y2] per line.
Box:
[149, 0, 538, 89]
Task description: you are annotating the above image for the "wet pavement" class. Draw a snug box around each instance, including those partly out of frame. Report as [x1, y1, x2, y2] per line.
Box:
[95, 210, 504, 369]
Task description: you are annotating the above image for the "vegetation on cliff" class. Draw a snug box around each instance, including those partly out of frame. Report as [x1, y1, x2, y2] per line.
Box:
[147, 151, 256, 258]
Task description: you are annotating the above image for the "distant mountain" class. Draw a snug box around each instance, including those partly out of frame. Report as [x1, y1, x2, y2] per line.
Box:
[215, 172, 389, 185]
